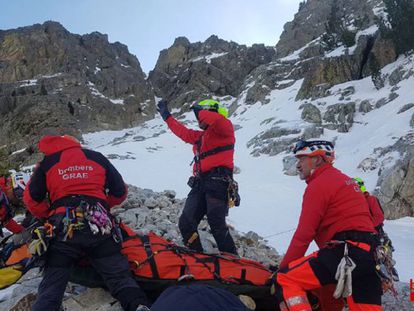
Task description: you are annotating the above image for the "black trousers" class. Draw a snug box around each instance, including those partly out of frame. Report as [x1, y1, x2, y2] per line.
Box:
[151, 284, 249, 311]
[31, 227, 149, 311]
[178, 169, 237, 255]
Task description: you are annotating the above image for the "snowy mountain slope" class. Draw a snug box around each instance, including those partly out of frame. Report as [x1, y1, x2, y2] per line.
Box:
[84, 53, 414, 282]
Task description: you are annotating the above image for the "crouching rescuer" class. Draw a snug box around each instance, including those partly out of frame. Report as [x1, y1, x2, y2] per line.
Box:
[276, 140, 382, 311]
[157, 99, 239, 255]
[23, 135, 150, 311]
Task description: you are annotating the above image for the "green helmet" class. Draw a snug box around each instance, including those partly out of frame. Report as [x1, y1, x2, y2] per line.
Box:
[198, 99, 228, 118]
[353, 177, 367, 192]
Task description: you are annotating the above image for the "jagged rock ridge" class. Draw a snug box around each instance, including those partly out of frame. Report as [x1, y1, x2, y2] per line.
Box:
[0, 21, 155, 159]
[148, 35, 275, 110]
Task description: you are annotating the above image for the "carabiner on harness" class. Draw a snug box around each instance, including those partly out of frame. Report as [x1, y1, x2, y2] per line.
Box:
[333, 243, 356, 299]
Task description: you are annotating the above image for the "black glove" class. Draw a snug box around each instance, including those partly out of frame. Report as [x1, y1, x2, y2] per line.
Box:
[190, 104, 203, 120]
[157, 100, 171, 121]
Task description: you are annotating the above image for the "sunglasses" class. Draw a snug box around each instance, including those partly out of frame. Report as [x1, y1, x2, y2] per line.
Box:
[292, 140, 307, 154]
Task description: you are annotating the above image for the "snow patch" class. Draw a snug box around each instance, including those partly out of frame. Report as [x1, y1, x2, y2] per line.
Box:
[279, 38, 320, 62]
[18, 79, 38, 87]
[110, 99, 125, 105]
[11, 148, 26, 155]
[191, 52, 228, 64]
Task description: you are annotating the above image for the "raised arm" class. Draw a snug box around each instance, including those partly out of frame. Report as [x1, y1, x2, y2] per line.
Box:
[157, 100, 203, 144]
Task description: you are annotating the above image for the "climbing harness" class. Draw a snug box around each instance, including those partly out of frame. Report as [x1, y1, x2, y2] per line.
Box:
[59, 201, 119, 241]
[189, 138, 240, 207]
[190, 139, 234, 175]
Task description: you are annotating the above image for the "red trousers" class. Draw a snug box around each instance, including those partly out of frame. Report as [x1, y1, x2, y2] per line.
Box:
[276, 241, 382, 311]
[311, 285, 343, 311]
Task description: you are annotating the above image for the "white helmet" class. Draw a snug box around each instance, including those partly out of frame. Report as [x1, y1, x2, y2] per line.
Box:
[292, 140, 335, 163]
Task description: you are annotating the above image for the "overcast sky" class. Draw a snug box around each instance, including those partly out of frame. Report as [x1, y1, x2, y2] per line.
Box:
[0, 0, 302, 73]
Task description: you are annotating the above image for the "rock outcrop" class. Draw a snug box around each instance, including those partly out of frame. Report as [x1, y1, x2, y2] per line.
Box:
[376, 134, 414, 219]
[276, 0, 382, 58]
[148, 35, 275, 109]
[0, 21, 154, 155]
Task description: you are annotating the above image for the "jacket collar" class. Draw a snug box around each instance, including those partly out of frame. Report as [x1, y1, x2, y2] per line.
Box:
[38, 135, 81, 156]
[306, 163, 332, 184]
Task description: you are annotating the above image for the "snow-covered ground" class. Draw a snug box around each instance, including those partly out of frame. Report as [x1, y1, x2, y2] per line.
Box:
[84, 55, 414, 283]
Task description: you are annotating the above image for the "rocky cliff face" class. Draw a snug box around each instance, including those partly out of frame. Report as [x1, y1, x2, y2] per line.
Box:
[276, 0, 382, 58]
[148, 35, 275, 109]
[0, 21, 154, 156]
[269, 0, 395, 101]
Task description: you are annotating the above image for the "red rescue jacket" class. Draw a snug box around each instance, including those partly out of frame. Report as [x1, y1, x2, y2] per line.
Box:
[166, 110, 235, 174]
[0, 185, 24, 234]
[364, 192, 384, 229]
[280, 164, 375, 268]
[4, 219, 24, 233]
[0, 176, 14, 201]
[23, 135, 127, 218]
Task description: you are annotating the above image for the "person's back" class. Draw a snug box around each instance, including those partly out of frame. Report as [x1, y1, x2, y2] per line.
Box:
[24, 135, 125, 218]
[24, 135, 150, 311]
[307, 165, 375, 248]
